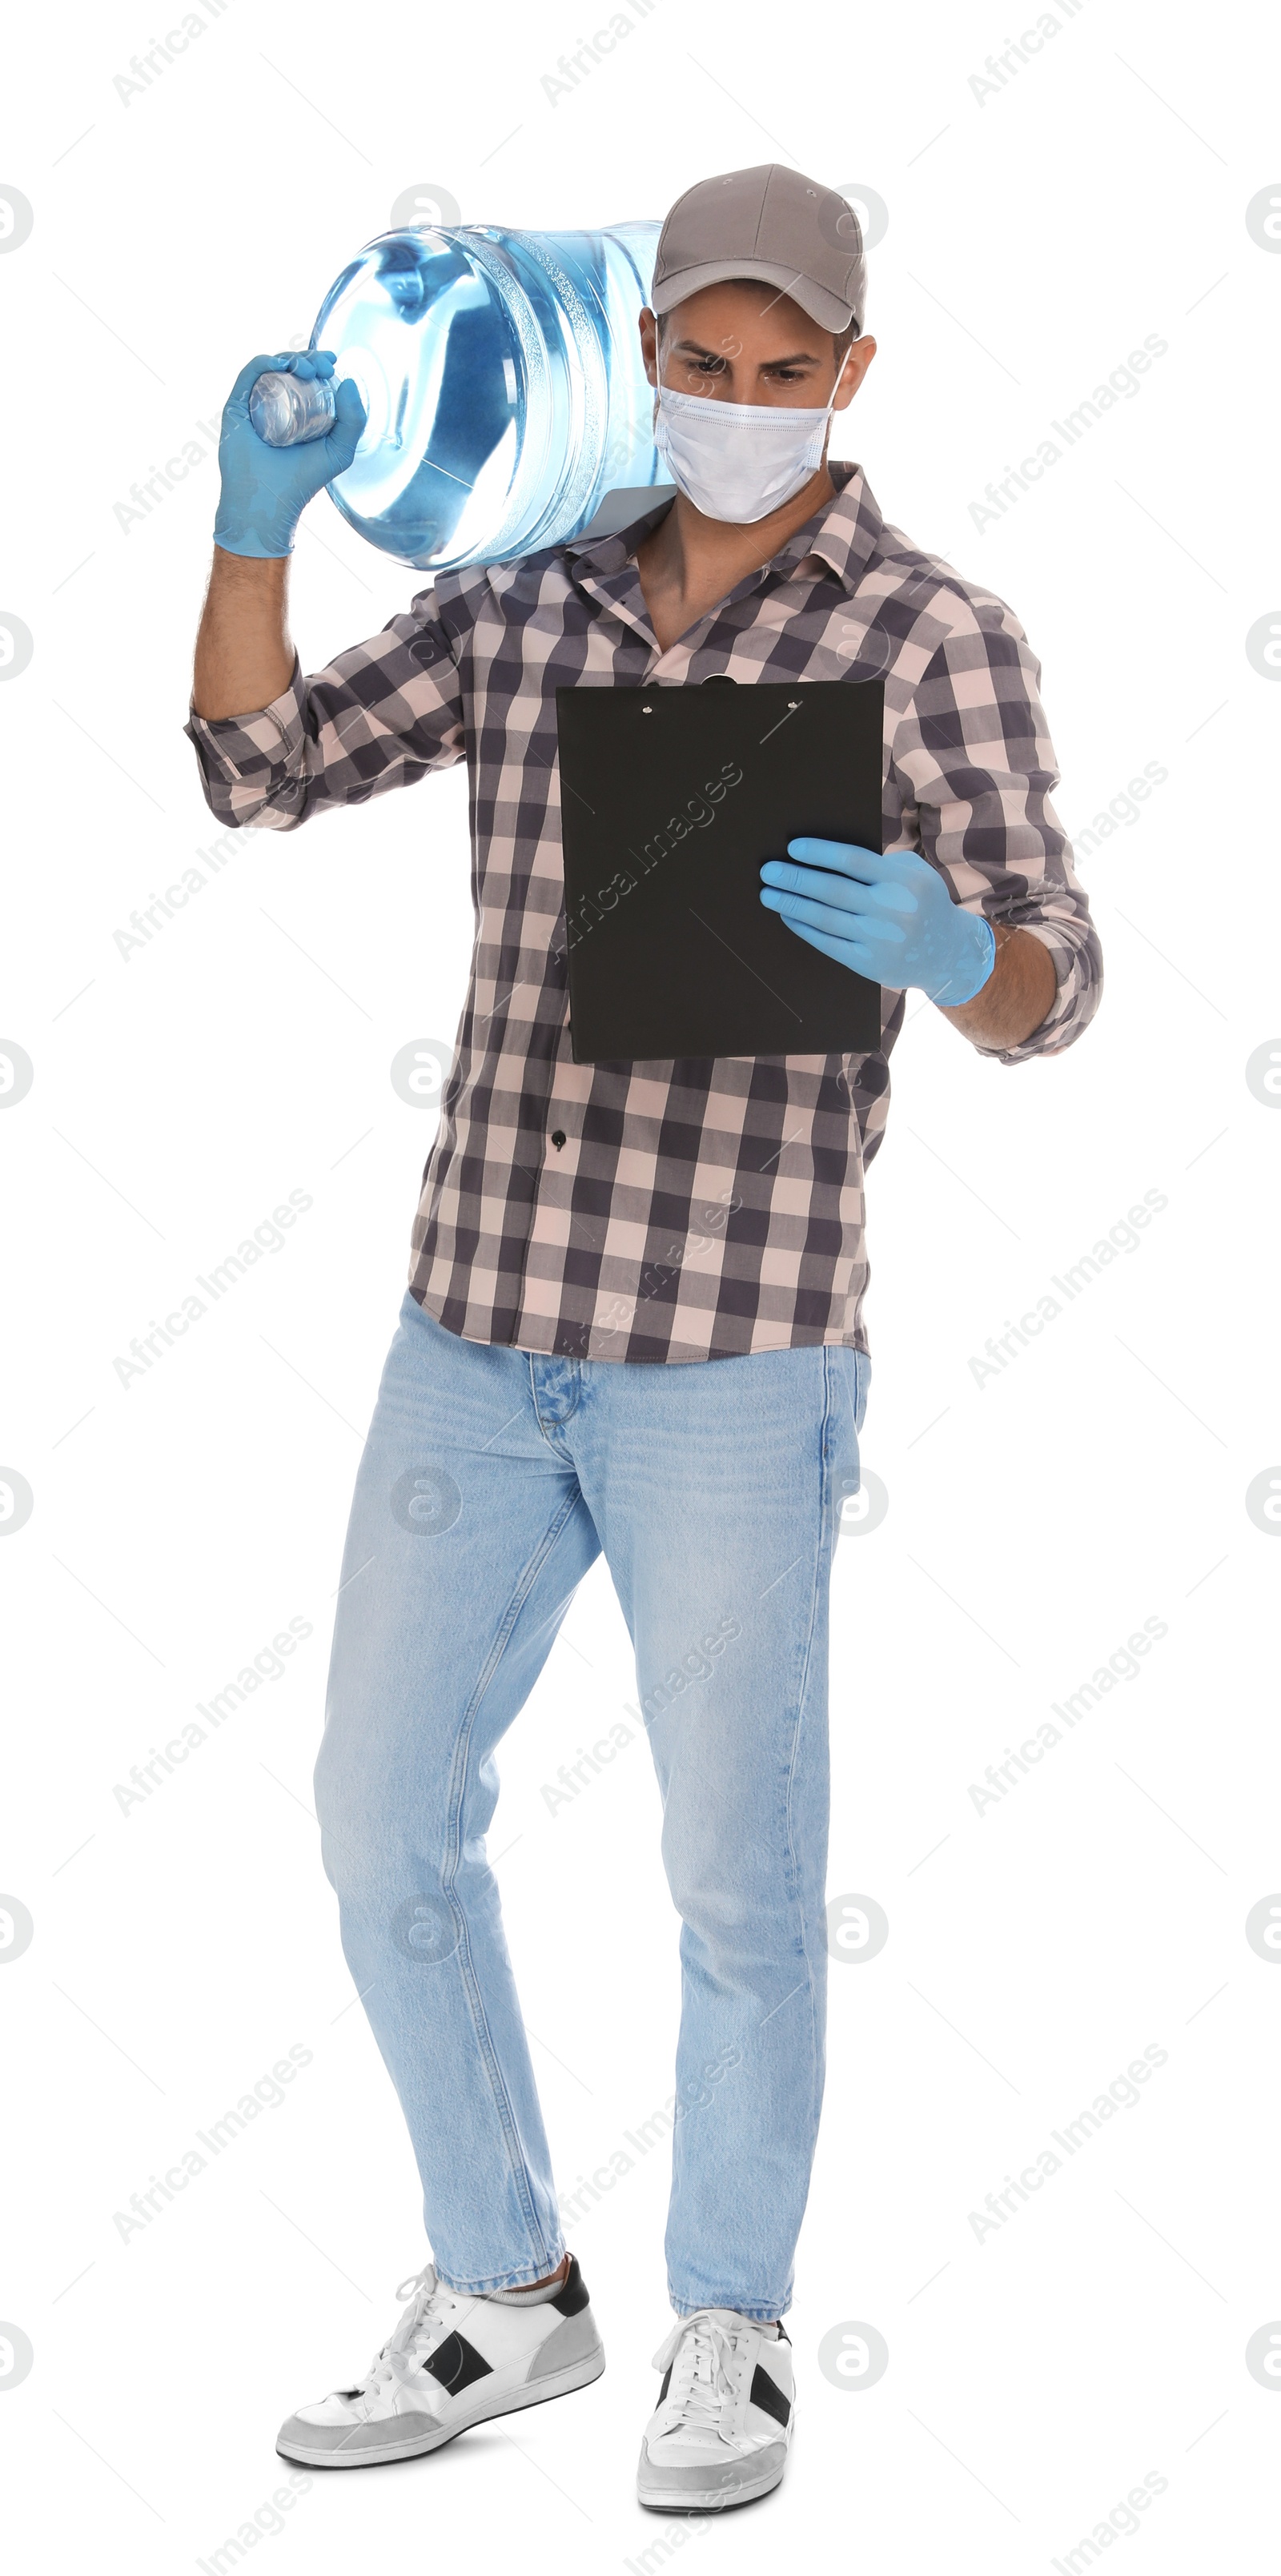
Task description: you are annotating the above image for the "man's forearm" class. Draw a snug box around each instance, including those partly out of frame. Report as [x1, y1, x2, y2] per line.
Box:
[937, 924, 1057, 1049]
[192, 548, 294, 721]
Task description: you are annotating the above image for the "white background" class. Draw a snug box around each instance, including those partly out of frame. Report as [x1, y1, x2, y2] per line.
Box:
[2, 0, 1279, 2568]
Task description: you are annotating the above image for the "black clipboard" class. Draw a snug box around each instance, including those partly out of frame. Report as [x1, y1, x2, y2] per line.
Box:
[556, 680, 884, 1063]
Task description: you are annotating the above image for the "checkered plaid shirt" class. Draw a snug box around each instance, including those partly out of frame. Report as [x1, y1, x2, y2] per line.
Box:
[185, 461, 1102, 1363]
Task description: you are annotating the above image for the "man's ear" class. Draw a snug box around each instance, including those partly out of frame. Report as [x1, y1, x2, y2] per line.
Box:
[833, 336, 877, 411]
[639, 304, 660, 390]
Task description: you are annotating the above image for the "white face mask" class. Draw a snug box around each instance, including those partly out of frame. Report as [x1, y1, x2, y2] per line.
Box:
[653, 376, 839, 524]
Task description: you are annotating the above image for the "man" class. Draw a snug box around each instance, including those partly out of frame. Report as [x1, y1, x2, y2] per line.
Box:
[187, 163, 1101, 2511]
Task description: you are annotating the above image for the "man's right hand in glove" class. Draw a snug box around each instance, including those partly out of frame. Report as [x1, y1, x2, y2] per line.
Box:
[213, 348, 367, 559]
[194, 351, 367, 721]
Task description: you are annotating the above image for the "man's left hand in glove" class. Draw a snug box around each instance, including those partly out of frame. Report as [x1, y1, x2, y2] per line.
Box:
[759, 839, 997, 1006]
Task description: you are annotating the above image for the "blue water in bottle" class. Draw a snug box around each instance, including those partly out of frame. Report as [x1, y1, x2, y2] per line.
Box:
[250, 220, 668, 572]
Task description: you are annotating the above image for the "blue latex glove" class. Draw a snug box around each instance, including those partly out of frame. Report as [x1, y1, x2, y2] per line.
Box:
[213, 349, 367, 559]
[760, 840, 997, 1005]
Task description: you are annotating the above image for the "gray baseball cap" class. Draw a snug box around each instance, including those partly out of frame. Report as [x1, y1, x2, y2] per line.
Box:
[651, 163, 866, 335]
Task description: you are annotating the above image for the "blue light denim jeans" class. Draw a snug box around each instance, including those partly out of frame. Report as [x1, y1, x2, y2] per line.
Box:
[315, 1290, 869, 2321]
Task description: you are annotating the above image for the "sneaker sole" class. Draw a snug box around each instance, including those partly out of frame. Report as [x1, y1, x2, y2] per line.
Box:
[276, 2347, 605, 2470]
[636, 2452, 788, 2513]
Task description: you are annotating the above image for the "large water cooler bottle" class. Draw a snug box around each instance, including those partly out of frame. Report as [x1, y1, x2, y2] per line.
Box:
[249, 219, 669, 573]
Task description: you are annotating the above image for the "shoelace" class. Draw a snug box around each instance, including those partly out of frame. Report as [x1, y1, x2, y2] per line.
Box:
[651, 2309, 744, 2434]
[359, 2264, 458, 2396]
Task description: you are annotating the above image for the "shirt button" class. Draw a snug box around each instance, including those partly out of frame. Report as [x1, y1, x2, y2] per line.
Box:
[551, 1129, 567, 1150]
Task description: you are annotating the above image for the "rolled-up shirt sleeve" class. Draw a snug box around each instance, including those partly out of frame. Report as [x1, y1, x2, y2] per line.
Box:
[183, 587, 469, 834]
[889, 607, 1102, 1063]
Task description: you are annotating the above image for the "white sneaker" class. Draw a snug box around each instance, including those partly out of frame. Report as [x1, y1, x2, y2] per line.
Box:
[636, 2308, 793, 2511]
[276, 2255, 604, 2468]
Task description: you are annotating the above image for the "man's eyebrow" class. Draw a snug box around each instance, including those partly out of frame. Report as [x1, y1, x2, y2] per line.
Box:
[670, 338, 825, 365]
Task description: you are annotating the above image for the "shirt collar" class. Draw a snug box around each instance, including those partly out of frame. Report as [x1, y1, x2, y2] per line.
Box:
[777, 459, 883, 595]
[561, 457, 883, 605]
